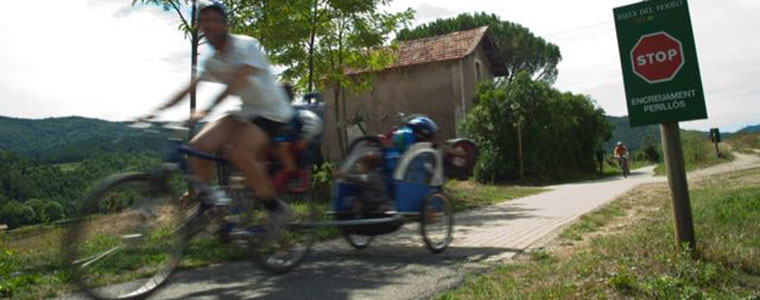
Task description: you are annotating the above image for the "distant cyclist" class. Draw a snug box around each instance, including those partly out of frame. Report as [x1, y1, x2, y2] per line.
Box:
[613, 141, 630, 177]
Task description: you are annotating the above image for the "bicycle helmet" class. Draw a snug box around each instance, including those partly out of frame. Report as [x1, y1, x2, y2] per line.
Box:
[199, 0, 229, 22]
[617, 141, 623, 146]
[297, 109, 323, 141]
[393, 127, 416, 153]
[407, 116, 438, 140]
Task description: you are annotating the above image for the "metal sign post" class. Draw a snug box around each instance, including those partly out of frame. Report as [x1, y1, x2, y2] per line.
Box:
[614, 0, 707, 250]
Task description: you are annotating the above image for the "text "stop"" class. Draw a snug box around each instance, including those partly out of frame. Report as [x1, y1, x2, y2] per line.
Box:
[637, 49, 679, 66]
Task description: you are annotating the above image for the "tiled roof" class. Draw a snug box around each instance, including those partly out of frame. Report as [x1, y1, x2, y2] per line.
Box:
[392, 26, 489, 68]
[347, 26, 496, 74]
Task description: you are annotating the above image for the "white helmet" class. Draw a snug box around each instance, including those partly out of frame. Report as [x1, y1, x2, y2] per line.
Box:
[617, 141, 623, 146]
[298, 109, 323, 141]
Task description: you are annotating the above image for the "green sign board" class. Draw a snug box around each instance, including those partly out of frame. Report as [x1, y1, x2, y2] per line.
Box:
[613, 0, 707, 127]
[710, 128, 721, 143]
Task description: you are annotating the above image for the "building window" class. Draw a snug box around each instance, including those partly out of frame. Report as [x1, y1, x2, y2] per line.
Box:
[474, 60, 483, 82]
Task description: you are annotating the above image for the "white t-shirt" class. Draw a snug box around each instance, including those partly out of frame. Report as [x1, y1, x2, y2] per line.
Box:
[200, 34, 294, 123]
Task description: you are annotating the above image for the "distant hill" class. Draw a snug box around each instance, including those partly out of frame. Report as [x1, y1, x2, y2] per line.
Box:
[739, 125, 760, 133]
[0, 116, 166, 163]
[603, 116, 661, 152]
[604, 116, 759, 152]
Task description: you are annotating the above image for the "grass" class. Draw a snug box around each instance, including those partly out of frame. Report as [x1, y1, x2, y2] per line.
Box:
[437, 167, 760, 299]
[445, 180, 546, 212]
[654, 132, 735, 175]
[726, 131, 760, 154]
[557, 200, 626, 241]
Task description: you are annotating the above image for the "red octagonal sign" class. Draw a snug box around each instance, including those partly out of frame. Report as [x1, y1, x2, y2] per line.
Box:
[630, 31, 684, 84]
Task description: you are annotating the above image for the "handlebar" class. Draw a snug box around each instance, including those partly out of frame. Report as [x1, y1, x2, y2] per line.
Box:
[128, 120, 190, 140]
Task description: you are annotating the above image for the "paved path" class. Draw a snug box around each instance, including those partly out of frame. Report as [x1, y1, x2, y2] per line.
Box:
[60, 153, 760, 300]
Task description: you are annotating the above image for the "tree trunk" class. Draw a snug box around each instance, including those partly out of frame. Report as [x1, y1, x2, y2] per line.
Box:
[190, 0, 198, 117]
[335, 15, 347, 157]
[517, 122, 524, 180]
[307, 0, 317, 92]
[333, 85, 344, 158]
[341, 85, 348, 149]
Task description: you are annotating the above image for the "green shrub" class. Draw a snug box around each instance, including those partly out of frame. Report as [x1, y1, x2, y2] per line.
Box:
[312, 163, 335, 202]
[460, 73, 611, 182]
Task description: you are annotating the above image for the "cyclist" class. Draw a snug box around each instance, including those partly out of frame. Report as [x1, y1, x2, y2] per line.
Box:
[407, 116, 438, 144]
[402, 116, 463, 156]
[145, 0, 294, 222]
[613, 141, 629, 176]
[335, 151, 392, 214]
[272, 108, 324, 191]
[392, 116, 440, 184]
[392, 116, 438, 153]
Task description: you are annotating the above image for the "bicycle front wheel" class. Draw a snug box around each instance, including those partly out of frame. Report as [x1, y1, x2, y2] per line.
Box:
[63, 172, 185, 300]
[251, 191, 319, 274]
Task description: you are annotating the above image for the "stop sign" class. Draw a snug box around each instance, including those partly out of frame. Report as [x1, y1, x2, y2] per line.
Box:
[630, 31, 684, 84]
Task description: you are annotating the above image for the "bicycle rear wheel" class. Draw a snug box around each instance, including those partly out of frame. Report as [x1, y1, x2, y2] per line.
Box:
[420, 192, 454, 253]
[63, 172, 185, 300]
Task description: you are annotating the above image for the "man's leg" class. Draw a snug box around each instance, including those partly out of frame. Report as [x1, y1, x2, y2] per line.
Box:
[276, 142, 298, 172]
[225, 122, 278, 201]
[189, 115, 241, 183]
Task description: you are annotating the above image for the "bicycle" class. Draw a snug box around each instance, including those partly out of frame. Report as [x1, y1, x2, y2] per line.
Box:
[62, 120, 319, 300]
[617, 155, 630, 178]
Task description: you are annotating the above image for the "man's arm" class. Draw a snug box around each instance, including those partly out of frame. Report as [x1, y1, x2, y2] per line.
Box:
[141, 77, 202, 120]
[200, 65, 262, 114]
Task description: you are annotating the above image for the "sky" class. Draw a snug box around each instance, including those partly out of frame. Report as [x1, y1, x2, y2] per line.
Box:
[0, 0, 758, 132]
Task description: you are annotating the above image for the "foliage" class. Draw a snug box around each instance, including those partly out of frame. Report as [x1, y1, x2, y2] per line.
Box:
[0, 116, 163, 163]
[727, 131, 760, 153]
[40, 202, 64, 224]
[632, 134, 661, 163]
[0, 246, 24, 298]
[460, 73, 611, 182]
[0, 202, 36, 229]
[653, 130, 733, 175]
[133, 0, 413, 155]
[603, 115, 661, 153]
[311, 162, 335, 202]
[0, 147, 160, 229]
[397, 12, 562, 83]
[304, 0, 412, 155]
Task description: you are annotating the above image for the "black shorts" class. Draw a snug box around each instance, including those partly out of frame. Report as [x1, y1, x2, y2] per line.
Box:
[250, 117, 289, 138]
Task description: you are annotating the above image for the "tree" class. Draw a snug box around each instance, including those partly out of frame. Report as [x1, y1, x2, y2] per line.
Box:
[397, 12, 562, 83]
[461, 72, 611, 182]
[230, 0, 323, 92]
[24, 199, 46, 223]
[41, 201, 65, 224]
[132, 0, 412, 155]
[640, 134, 661, 162]
[315, 1, 412, 155]
[0, 201, 36, 229]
